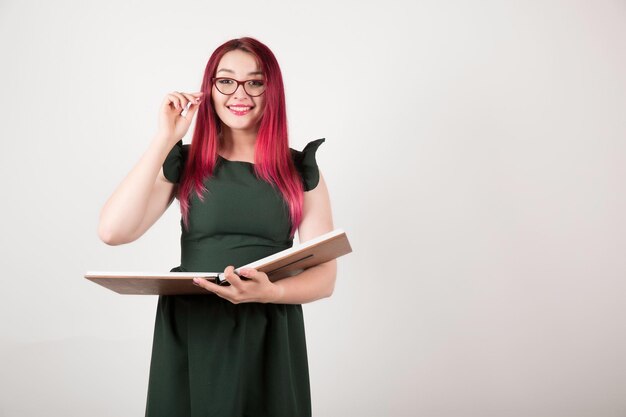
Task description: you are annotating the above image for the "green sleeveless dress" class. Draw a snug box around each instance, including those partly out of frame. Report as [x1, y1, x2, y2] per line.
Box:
[145, 138, 325, 417]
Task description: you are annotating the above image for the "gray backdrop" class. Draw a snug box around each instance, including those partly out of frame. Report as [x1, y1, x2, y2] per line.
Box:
[1, 0, 625, 416]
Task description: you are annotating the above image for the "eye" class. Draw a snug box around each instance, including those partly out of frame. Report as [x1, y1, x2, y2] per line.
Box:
[247, 80, 265, 87]
[218, 78, 234, 85]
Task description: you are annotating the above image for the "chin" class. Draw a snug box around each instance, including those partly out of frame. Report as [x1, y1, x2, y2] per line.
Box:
[222, 117, 261, 130]
[228, 115, 258, 127]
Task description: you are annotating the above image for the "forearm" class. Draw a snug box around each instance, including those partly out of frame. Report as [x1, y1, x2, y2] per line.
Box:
[273, 260, 337, 304]
[98, 133, 173, 244]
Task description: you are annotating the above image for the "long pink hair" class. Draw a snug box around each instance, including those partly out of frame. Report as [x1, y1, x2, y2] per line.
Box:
[178, 37, 303, 237]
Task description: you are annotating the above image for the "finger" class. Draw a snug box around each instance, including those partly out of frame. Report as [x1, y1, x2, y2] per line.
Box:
[185, 100, 200, 119]
[238, 268, 260, 281]
[166, 93, 183, 110]
[224, 265, 244, 289]
[193, 277, 226, 295]
[180, 101, 193, 118]
[170, 91, 187, 110]
[194, 277, 242, 304]
[170, 91, 188, 111]
[182, 92, 202, 106]
[180, 93, 201, 119]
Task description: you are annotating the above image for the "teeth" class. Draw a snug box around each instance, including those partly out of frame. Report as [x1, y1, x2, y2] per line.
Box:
[229, 106, 251, 111]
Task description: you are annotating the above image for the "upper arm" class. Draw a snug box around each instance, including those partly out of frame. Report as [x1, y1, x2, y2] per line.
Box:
[297, 170, 337, 288]
[298, 171, 334, 243]
[126, 167, 178, 242]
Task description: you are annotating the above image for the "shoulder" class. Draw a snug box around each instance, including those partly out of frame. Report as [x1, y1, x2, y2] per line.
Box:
[290, 138, 325, 192]
[162, 140, 191, 184]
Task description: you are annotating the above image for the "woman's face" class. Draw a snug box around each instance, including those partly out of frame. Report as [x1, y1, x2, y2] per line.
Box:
[211, 49, 266, 134]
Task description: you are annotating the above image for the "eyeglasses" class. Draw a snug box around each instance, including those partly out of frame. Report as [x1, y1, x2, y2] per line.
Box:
[211, 77, 266, 97]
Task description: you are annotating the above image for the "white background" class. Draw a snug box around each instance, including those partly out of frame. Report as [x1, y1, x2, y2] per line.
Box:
[0, 1, 625, 416]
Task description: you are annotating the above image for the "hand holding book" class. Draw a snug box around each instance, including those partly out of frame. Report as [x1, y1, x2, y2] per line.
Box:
[192, 266, 283, 304]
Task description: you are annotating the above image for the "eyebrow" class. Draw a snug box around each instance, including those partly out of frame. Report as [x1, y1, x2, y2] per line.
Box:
[216, 68, 264, 76]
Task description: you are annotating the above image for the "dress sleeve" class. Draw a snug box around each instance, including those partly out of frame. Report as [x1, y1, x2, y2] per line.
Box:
[291, 138, 325, 192]
[162, 140, 186, 184]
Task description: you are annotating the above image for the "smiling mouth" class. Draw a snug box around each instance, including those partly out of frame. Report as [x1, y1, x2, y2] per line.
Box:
[227, 105, 254, 116]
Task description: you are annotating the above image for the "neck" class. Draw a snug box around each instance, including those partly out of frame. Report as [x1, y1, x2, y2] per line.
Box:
[220, 126, 258, 161]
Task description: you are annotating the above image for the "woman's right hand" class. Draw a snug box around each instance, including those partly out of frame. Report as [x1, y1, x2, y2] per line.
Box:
[157, 91, 204, 144]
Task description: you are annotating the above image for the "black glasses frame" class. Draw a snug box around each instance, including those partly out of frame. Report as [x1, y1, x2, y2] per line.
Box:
[211, 77, 266, 97]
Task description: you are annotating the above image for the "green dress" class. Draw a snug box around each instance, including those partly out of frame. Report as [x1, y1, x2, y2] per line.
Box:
[145, 138, 325, 417]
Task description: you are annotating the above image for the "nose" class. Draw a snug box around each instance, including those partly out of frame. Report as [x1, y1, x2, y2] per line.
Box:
[233, 82, 251, 100]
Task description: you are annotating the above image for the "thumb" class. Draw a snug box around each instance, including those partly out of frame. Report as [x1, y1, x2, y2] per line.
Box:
[239, 268, 259, 280]
[185, 100, 201, 120]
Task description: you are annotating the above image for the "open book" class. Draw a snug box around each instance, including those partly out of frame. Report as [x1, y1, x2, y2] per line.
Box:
[85, 229, 352, 295]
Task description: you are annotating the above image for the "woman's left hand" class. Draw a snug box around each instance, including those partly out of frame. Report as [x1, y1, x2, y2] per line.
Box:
[192, 266, 284, 304]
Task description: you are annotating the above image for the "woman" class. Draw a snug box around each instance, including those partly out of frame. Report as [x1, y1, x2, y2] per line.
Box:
[98, 37, 335, 417]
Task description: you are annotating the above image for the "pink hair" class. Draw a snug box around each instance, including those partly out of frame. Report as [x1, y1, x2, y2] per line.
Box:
[177, 37, 303, 237]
